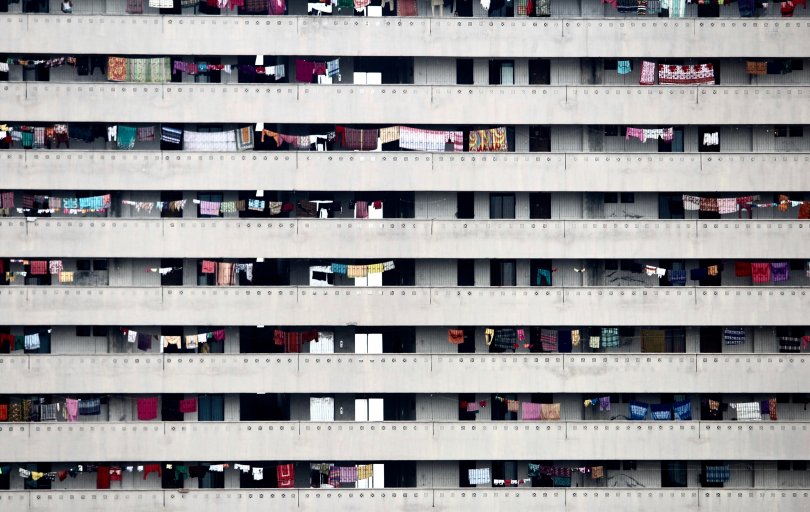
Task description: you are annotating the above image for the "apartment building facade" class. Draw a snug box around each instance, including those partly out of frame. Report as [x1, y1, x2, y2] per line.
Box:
[1, 0, 809, 510]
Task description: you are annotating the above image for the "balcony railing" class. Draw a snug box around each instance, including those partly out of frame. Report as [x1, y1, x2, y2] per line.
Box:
[0, 286, 805, 326]
[1, 353, 805, 394]
[3, 15, 809, 58]
[5, 151, 809, 192]
[2, 420, 808, 461]
[2, 83, 807, 124]
[0, 488, 808, 512]
[2, 219, 808, 259]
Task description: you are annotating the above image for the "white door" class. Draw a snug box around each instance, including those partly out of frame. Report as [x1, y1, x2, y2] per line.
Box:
[354, 399, 368, 421]
[355, 333, 368, 354]
[367, 333, 383, 354]
[310, 397, 334, 421]
[368, 398, 384, 421]
[372, 464, 385, 489]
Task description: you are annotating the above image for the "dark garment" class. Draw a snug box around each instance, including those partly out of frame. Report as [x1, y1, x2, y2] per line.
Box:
[557, 330, 573, 353]
[493, 328, 517, 351]
[690, 268, 708, 281]
[189, 466, 208, 479]
[137, 333, 152, 352]
[738, 0, 755, 15]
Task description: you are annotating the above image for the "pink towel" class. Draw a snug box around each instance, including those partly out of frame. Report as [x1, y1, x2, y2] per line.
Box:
[65, 399, 79, 422]
[179, 398, 197, 414]
[522, 402, 541, 420]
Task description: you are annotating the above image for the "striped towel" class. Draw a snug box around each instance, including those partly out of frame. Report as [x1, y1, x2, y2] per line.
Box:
[540, 329, 558, 351]
[723, 327, 745, 345]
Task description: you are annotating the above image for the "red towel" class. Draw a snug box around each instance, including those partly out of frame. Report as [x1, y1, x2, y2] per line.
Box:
[30, 260, 47, 275]
[137, 397, 158, 421]
[201, 260, 216, 274]
[96, 466, 111, 489]
[735, 262, 752, 277]
[277, 464, 295, 488]
[179, 398, 197, 414]
[751, 263, 771, 283]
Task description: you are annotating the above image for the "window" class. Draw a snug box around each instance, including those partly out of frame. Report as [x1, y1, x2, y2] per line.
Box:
[456, 192, 474, 220]
[489, 193, 515, 219]
[606, 193, 635, 204]
[457, 59, 474, 85]
[490, 260, 516, 287]
[661, 461, 688, 487]
[76, 259, 107, 272]
[603, 193, 618, 204]
[76, 326, 107, 337]
[774, 126, 804, 138]
[93, 259, 108, 271]
[620, 193, 635, 204]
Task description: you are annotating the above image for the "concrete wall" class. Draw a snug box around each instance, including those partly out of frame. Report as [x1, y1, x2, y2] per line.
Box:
[5, 151, 809, 192]
[2, 219, 809, 259]
[2, 420, 809, 462]
[4, 15, 810, 58]
[3, 83, 809, 124]
[2, 353, 807, 393]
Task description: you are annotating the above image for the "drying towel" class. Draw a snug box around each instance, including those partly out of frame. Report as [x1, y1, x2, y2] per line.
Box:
[468, 468, 490, 485]
[30, 260, 48, 275]
[117, 125, 137, 150]
[629, 401, 649, 420]
[750, 263, 771, 283]
[724, 327, 746, 345]
[397, 0, 418, 15]
[522, 402, 541, 420]
[65, 399, 79, 422]
[673, 400, 692, 420]
[706, 465, 731, 483]
[717, 198, 738, 215]
[732, 401, 761, 421]
[448, 329, 465, 345]
[651, 403, 672, 420]
[641, 329, 666, 353]
[237, 127, 254, 151]
[399, 126, 464, 152]
[179, 398, 197, 413]
[746, 61, 767, 75]
[493, 328, 517, 351]
[107, 57, 127, 81]
[277, 464, 295, 487]
[601, 328, 619, 348]
[639, 60, 656, 85]
[771, 262, 789, 282]
[735, 262, 752, 277]
[540, 403, 561, 420]
[339, 466, 357, 483]
[79, 398, 101, 415]
[469, 127, 508, 152]
[136, 126, 155, 142]
[97, 466, 111, 490]
[658, 63, 715, 85]
[137, 397, 158, 421]
[540, 329, 558, 351]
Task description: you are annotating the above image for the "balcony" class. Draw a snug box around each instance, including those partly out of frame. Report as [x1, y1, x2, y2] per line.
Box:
[0, 286, 805, 326]
[5, 151, 810, 193]
[2, 219, 808, 259]
[2, 420, 808, 462]
[2, 83, 807, 125]
[2, 353, 806, 394]
[3, 15, 810, 58]
[0, 488, 808, 512]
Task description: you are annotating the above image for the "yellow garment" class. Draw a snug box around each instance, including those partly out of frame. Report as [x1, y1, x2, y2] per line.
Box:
[368, 263, 384, 274]
[31, 471, 44, 481]
[589, 336, 600, 349]
[707, 265, 718, 277]
[357, 464, 373, 480]
[347, 265, 368, 278]
[540, 403, 561, 420]
[59, 271, 74, 283]
[591, 466, 604, 479]
[484, 328, 495, 346]
[571, 330, 580, 346]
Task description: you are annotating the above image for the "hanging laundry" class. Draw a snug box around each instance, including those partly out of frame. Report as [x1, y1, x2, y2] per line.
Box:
[770, 262, 789, 282]
[137, 397, 158, 421]
[731, 402, 761, 421]
[673, 400, 692, 421]
[447, 329, 465, 345]
[522, 402, 541, 420]
[657, 63, 715, 85]
[617, 60, 632, 74]
[628, 401, 649, 420]
[750, 263, 771, 283]
[468, 468, 490, 485]
[468, 127, 508, 152]
[723, 327, 745, 345]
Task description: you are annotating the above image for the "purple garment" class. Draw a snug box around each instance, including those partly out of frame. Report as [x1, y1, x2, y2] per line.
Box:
[599, 397, 611, 412]
[771, 262, 789, 282]
[295, 60, 315, 83]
